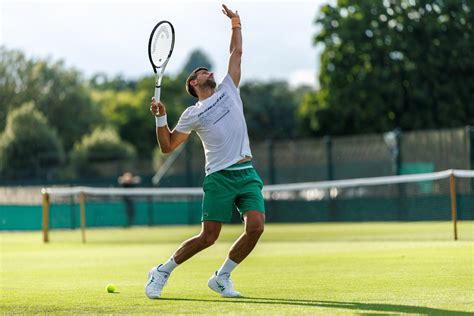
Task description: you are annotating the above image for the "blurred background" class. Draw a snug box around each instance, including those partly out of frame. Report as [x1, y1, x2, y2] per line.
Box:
[1, 0, 473, 229]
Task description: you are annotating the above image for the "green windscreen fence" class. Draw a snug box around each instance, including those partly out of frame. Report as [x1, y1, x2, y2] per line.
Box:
[1, 127, 470, 189]
[0, 200, 202, 230]
[2, 170, 472, 231]
[164, 127, 472, 186]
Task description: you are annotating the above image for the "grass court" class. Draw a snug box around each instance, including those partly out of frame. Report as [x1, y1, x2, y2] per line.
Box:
[1, 222, 473, 315]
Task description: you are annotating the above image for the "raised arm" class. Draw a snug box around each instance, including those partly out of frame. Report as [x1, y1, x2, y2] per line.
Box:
[150, 97, 189, 154]
[222, 4, 242, 87]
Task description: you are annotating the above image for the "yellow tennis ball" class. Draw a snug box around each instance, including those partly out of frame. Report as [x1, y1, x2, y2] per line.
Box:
[106, 284, 117, 293]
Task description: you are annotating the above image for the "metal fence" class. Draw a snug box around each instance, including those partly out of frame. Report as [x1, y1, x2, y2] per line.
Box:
[167, 126, 472, 186]
[0, 126, 472, 187]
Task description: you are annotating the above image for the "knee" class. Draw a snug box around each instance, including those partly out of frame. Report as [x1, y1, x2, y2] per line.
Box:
[246, 222, 264, 238]
[199, 231, 219, 247]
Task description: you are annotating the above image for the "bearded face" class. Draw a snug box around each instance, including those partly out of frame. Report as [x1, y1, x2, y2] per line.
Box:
[203, 77, 217, 90]
[190, 70, 217, 96]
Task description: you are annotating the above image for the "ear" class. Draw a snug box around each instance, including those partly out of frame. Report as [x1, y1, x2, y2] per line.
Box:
[190, 79, 197, 87]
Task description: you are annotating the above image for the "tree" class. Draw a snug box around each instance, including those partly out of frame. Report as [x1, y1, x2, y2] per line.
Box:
[0, 47, 102, 151]
[240, 81, 304, 140]
[91, 73, 193, 160]
[300, 0, 474, 136]
[90, 73, 137, 91]
[91, 87, 154, 159]
[0, 102, 64, 179]
[70, 126, 136, 176]
[179, 49, 214, 77]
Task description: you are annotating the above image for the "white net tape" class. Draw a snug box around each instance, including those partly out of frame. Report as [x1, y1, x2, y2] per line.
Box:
[42, 169, 474, 197]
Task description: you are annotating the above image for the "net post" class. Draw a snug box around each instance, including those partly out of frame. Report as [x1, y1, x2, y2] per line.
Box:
[449, 173, 458, 241]
[41, 189, 50, 243]
[79, 191, 87, 243]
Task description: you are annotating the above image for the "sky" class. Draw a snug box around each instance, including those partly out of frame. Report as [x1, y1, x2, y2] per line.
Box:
[1, 0, 329, 88]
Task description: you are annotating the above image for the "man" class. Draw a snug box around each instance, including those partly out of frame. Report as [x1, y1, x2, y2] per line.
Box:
[117, 172, 141, 227]
[145, 4, 265, 299]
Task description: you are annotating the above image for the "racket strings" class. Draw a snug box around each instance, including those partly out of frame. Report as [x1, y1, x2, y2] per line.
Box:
[151, 24, 173, 68]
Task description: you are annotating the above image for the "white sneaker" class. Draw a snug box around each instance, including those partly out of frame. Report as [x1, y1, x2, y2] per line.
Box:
[145, 264, 170, 299]
[208, 271, 241, 298]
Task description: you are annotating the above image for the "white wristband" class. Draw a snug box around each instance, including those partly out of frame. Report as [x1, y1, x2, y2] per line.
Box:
[155, 114, 168, 127]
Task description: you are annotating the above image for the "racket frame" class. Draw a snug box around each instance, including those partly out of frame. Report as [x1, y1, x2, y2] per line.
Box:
[147, 20, 175, 102]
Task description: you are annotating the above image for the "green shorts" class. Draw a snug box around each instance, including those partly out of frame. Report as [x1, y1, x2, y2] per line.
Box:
[202, 161, 265, 222]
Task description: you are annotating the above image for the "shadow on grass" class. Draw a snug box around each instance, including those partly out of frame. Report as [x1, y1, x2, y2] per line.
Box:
[159, 296, 471, 315]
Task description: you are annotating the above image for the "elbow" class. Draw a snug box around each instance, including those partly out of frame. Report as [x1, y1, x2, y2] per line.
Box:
[232, 48, 242, 57]
[160, 145, 172, 154]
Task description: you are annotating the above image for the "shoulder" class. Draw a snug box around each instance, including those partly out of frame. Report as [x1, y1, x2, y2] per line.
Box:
[183, 103, 199, 114]
[175, 104, 199, 133]
[179, 104, 199, 119]
[218, 74, 239, 91]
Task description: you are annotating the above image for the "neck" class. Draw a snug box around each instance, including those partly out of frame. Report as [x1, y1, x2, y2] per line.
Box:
[197, 87, 215, 101]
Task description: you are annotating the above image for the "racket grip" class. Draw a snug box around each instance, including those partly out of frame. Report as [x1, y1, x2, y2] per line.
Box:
[154, 86, 161, 102]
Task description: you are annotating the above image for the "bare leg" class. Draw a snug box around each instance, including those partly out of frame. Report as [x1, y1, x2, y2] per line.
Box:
[228, 211, 265, 263]
[173, 221, 222, 264]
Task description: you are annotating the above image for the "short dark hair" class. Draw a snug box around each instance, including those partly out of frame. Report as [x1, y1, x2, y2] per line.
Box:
[185, 67, 209, 98]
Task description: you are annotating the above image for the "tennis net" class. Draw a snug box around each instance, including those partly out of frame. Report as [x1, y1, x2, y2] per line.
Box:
[41, 169, 474, 242]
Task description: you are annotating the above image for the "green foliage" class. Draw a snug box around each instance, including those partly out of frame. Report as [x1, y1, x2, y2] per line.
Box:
[91, 87, 154, 159]
[0, 45, 313, 181]
[179, 49, 214, 77]
[240, 81, 303, 140]
[70, 127, 136, 176]
[303, 0, 474, 136]
[137, 75, 195, 128]
[0, 47, 102, 151]
[90, 73, 137, 91]
[91, 72, 197, 160]
[298, 91, 321, 136]
[0, 47, 33, 127]
[0, 102, 64, 178]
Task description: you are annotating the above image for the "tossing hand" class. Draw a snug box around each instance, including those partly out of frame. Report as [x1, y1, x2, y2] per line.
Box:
[222, 4, 239, 19]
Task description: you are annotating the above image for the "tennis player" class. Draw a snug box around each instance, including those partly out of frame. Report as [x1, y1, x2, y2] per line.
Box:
[145, 4, 265, 299]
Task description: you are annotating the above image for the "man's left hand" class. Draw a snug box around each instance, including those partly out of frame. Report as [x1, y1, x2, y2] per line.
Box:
[222, 4, 238, 19]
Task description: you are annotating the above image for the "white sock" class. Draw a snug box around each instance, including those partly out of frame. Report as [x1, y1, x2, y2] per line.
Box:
[217, 258, 238, 276]
[158, 256, 178, 274]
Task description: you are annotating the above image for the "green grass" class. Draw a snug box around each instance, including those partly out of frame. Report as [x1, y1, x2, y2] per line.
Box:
[1, 222, 473, 315]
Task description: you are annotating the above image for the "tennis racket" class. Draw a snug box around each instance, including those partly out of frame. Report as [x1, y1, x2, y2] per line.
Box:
[148, 21, 175, 102]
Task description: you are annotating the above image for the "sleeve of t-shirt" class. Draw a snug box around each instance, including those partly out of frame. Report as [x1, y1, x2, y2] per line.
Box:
[174, 107, 195, 134]
[220, 73, 239, 94]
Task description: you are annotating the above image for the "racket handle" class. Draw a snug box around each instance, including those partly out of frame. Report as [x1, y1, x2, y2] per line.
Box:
[154, 86, 161, 102]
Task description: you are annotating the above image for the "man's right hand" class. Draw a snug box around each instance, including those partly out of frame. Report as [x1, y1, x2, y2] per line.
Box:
[150, 97, 166, 117]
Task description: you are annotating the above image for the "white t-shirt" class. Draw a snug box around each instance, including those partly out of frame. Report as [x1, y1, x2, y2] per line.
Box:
[175, 74, 252, 175]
